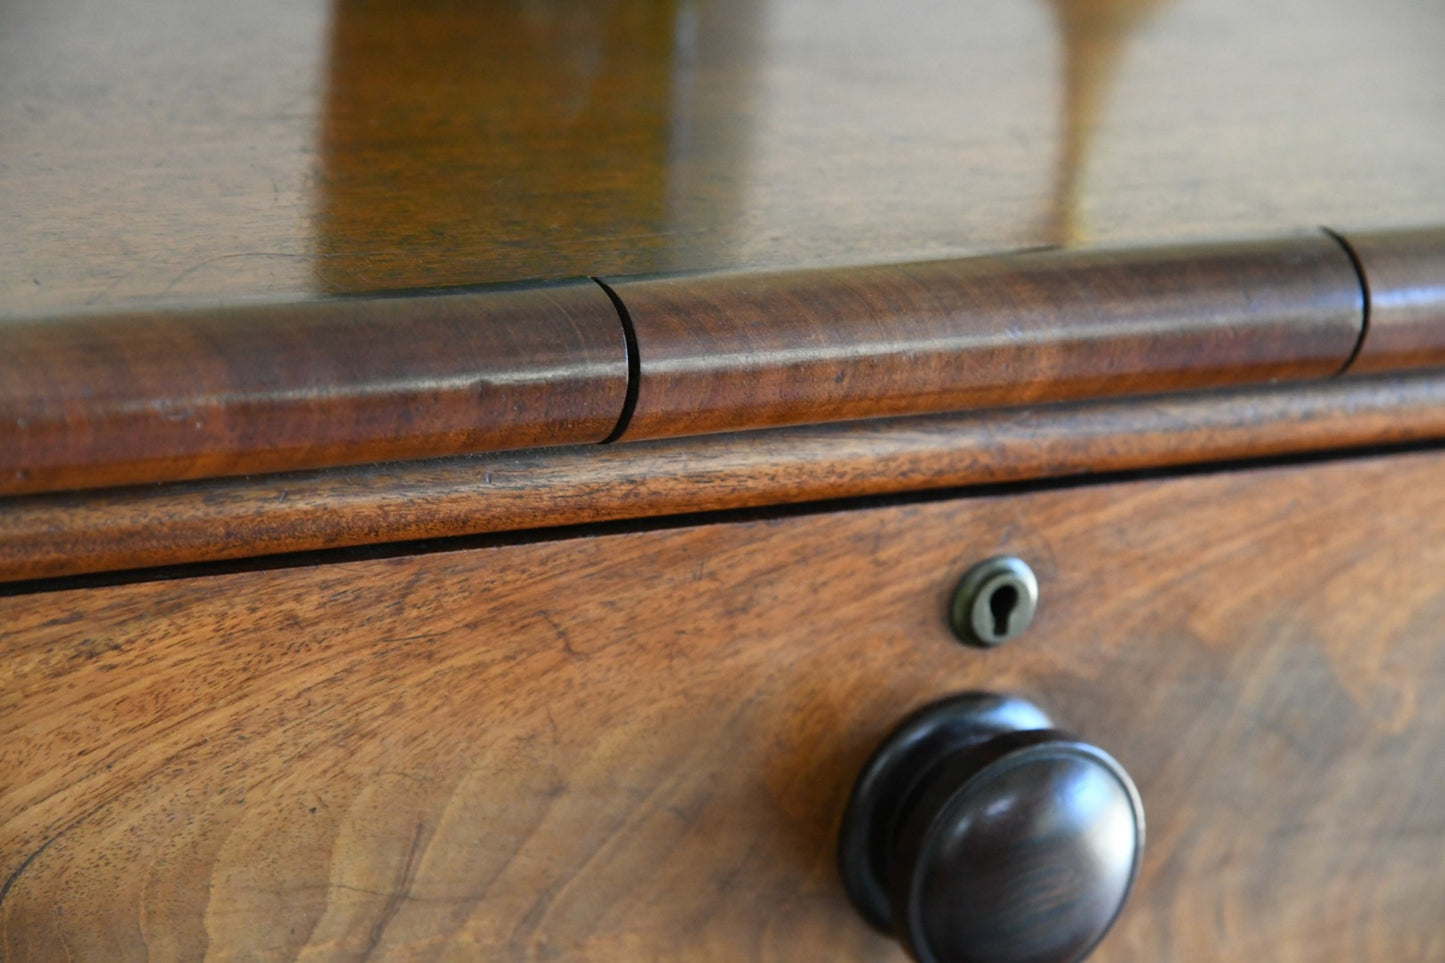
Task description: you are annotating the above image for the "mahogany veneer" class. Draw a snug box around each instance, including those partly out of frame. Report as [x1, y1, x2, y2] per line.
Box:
[0, 283, 627, 495]
[3, 451, 1443, 960]
[7, 0, 1445, 313]
[5, 4, 1445, 960]
[7, 224, 1445, 498]
[607, 234, 1361, 439]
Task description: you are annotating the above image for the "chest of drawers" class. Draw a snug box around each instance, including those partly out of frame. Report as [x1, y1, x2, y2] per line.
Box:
[4, 1, 1445, 959]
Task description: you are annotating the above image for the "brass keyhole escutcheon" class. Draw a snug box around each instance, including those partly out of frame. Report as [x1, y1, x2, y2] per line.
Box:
[950, 556, 1039, 647]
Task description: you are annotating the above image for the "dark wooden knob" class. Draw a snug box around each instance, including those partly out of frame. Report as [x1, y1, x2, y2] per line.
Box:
[838, 693, 1144, 963]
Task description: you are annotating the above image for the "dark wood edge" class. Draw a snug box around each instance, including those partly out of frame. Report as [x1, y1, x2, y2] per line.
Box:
[0, 281, 629, 496]
[608, 232, 1364, 439]
[5, 372, 1445, 583]
[3, 226, 1442, 500]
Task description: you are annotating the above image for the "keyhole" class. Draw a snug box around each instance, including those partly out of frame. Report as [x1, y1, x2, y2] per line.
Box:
[989, 583, 1019, 638]
[951, 556, 1038, 647]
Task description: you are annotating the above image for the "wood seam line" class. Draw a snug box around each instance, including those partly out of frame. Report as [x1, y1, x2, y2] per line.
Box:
[593, 276, 642, 444]
[1322, 227, 1372, 377]
[1328, 226, 1445, 376]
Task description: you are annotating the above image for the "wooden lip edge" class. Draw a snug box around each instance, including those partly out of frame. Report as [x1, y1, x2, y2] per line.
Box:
[606, 231, 1365, 441]
[5, 372, 1445, 584]
[0, 280, 630, 497]
[2, 225, 1442, 500]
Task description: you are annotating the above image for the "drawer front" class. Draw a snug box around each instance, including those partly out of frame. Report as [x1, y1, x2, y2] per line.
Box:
[3, 452, 1444, 960]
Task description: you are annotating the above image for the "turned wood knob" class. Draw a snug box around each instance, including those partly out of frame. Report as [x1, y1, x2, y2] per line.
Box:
[838, 693, 1144, 963]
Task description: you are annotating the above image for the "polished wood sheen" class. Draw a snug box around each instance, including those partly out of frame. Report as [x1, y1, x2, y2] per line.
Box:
[0, 282, 627, 494]
[1338, 227, 1445, 374]
[5, 2, 1445, 960]
[9, 372, 1445, 584]
[13, 228, 1437, 496]
[8, 0, 1445, 499]
[4, 451, 1444, 960]
[4, 0, 1445, 315]
[609, 235, 1361, 439]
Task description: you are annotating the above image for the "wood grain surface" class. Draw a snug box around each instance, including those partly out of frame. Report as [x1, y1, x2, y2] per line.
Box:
[4, 451, 1445, 960]
[0, 282, 627, 495]
[15, 226, 1442, 498]
[4, 0, 1445, 315]
[1338, 227, 1445, 374]
[608, 234, 1361, 439]
[8, 372, 1445, 584]
[9, 0, 1445, 499]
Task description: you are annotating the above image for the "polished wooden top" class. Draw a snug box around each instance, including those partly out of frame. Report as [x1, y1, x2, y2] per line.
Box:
[4, 0, 1445, 317]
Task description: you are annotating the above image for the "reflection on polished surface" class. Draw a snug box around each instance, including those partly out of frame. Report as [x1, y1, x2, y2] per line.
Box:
[2, 0, 1444, 314]
[316, 0, 679, 293]
[1048, 0, 1166, 243]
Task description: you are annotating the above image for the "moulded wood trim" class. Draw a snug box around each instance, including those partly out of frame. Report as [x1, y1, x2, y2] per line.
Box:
[0, 281, 630, 496]
[6, 226, 1445, 500]
[6, 373, 1445, 584]
[605, 232, 1364, 440]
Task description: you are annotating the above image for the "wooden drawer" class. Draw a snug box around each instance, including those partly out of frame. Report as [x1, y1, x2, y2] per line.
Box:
[4, 450, 1443, 960]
